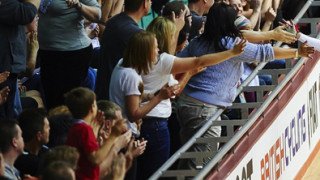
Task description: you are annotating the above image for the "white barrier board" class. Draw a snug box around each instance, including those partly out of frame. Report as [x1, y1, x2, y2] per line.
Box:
[226, 60, 320, 180]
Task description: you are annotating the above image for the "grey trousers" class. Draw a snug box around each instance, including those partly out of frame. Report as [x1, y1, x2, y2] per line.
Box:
[176, 93, 222, 170]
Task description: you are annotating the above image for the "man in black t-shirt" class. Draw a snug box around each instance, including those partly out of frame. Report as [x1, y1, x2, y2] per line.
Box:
[95, 0, 152, 100]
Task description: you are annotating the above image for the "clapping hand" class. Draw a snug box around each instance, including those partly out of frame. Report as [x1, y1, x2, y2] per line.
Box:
[92, 110, 105, 138]
[110, 118, 128, 137]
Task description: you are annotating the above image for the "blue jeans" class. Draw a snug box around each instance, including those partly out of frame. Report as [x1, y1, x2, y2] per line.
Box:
[176, 93, 221, 169]
[137, 118, 170, 180]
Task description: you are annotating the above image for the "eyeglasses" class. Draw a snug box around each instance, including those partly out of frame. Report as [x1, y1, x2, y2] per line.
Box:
[185, 14, 192, 18]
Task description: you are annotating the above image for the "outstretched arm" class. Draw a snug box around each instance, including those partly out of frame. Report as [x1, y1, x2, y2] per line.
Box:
[170, 38, 246, 74]
[298, 33, 320, 52]
[242, 25, 296, 43]
[273, 41, 314, 59]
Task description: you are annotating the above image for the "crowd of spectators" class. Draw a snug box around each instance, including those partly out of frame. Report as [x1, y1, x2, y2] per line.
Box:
[0, 0, 318, 179]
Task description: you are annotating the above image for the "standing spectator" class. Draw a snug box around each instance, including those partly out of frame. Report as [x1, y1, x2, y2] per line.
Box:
[14, 108, 50, 178]
[188, 0, 214, 40]
[109, 31, 178, 138]
[0, 121, 24, 180]
[38, 0, 101, 110]
[96, 0, 151, 100]
[0, 0, 40, 118]
[176, 3, 313, 170]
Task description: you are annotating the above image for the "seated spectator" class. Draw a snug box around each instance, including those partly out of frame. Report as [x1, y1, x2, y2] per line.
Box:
[0, 121, 24, 180]
[48, 105, 71, 118]
[97, 100, 124, 146]
[65, 87, 127, 180]
[97, 100, 145, 180]
[46, 106, 74, 148]
[42, 161, 76, 180]
[14, 108, 50, 178]
[48, 114, 75, 148]
[41, 145, 80, 173]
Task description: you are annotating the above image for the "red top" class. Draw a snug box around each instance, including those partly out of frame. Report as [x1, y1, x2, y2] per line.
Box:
[66, 121, 99, 180]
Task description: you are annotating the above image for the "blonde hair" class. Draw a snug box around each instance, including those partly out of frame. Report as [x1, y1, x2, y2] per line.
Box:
[48, 105, 71, 119]
[147, 16, 176, 54]
[122, 31, 156, 75]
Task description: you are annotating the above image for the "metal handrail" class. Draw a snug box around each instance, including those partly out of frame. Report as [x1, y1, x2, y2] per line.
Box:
[149, 109, 224, 180]
[149, 0, 315, 179]
[195, 1, 317, 179]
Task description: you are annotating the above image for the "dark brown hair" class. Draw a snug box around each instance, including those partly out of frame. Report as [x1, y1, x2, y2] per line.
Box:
[64, 87, 96, 119]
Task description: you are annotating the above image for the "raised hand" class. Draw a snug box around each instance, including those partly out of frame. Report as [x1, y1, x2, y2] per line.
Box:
[265, 7, 276, 22]
[171, 9, 186, 32]
[110, 118, 128, 137]
[92, 110, 105, 138]
[232, 38, 247, 55]
[298, 41, 314, 59]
